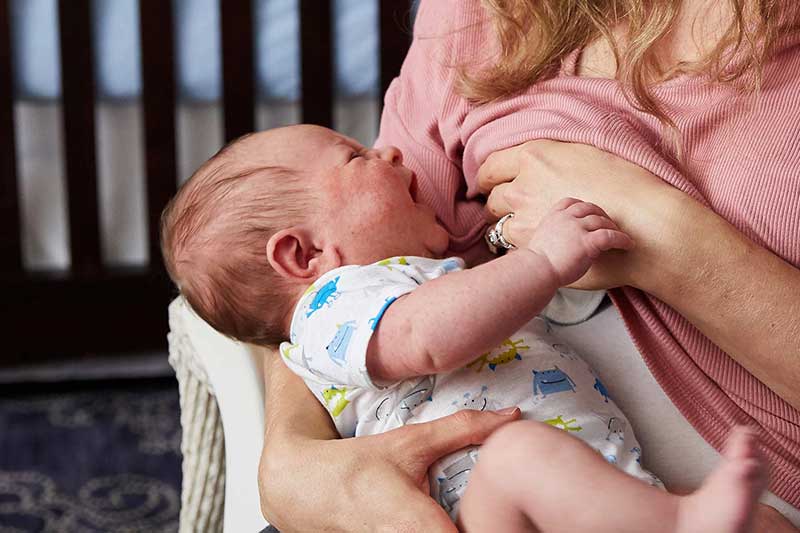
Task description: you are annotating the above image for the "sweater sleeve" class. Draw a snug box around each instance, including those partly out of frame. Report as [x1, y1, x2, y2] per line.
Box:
[373, 0, 488, 252]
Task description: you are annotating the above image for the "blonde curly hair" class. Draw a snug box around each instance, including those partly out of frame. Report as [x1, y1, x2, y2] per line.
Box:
[460, 0, 800, 127]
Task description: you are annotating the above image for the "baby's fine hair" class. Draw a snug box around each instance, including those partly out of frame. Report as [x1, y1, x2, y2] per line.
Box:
[160, 134, 311, 346]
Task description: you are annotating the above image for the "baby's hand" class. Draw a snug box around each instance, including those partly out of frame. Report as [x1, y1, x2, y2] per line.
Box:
[523, 198, 634, 287]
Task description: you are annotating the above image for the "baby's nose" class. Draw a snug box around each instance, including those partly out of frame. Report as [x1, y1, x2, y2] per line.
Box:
[377, 146, 403, 165]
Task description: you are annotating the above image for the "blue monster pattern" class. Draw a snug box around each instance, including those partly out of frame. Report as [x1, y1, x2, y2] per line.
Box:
[368, 296, 398, 330]
[451, 385, 498, 412]
[440, 259, 461, 273]
[306, 276, 341, 318]
[532, 366, 576, 398]
[399, 384, 434, 413]
[630, 447, 642, 464]
[489, 353, 522, 371]
[436, 450, 479, 513]
[326, 320, 357, 366]
[605, 416, 626, 442]
[593, 377, 610, 402]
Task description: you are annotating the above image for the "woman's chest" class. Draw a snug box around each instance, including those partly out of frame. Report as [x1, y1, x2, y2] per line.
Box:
[455, 73, 800, 264]
[680, 106, 800, 264]
[573, 1, 732, 81]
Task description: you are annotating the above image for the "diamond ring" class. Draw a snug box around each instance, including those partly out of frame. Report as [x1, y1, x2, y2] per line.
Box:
[485, 213, 516, 254]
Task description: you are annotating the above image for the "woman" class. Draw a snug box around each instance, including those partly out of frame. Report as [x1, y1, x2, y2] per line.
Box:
[258, 0, 800, 530]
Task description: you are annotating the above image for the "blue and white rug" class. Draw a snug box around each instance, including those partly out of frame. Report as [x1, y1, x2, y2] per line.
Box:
[0, 379, 182, 532]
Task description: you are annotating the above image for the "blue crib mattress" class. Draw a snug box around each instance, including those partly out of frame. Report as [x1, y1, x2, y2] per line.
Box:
[10, 0, 405, 102]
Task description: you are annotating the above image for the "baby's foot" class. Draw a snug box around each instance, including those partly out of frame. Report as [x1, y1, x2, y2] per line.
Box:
[677, 426, 767, 533]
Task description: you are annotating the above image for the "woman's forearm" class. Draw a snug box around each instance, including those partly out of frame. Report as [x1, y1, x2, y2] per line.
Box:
[260, 350, 340, 528]
[262, 348, 338, 443]
[258, 347, 522, 532]
[637, 191, 800, 410]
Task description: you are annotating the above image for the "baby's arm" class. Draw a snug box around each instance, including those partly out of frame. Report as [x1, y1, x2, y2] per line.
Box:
[367, 198, 633, 382]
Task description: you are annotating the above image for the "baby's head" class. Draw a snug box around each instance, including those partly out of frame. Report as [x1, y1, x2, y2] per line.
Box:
[161, 124, 449, 345]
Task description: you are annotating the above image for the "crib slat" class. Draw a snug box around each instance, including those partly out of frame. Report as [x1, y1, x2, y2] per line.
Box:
[221, 0, 255, 142]
[58, 0, 102, 275]
[139, 0, 178, 269]
[299, 0, 333, 127]
[0, 0, 22, 274]
[379, 0, 412, 109]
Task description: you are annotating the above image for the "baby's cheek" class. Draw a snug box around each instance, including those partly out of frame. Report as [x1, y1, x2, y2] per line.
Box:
[364, 198, 401, 226]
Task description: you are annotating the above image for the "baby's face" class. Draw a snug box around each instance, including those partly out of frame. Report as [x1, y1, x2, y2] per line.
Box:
[260, 125, 450, 263]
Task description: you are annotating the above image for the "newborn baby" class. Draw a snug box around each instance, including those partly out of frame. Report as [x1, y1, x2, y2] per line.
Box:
[161, 124, 766, 532]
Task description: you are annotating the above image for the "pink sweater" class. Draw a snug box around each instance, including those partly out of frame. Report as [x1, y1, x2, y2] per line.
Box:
[375, 0, 800, 506]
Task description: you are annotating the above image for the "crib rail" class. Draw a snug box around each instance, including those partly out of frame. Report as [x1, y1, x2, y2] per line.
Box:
[0, 0, 20, 275]
[221, 1, 256, 141]
[140, 0, 178, 267]
[300, 0, 334, 127]
[59, 0, 102, 275]
[0, 0, 412, 365]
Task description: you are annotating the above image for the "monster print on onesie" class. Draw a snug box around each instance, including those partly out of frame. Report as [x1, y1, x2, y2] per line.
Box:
[279, 256, 661, 520]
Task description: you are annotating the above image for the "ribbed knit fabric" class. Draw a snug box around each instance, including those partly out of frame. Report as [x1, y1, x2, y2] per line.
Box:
[375, 0, 800, 506]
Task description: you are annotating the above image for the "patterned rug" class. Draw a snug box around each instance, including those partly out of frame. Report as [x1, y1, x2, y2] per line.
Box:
[0, 378, 182, 532]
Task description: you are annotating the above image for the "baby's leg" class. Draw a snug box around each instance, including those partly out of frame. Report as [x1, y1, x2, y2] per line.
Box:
[457, 421, 765, 533]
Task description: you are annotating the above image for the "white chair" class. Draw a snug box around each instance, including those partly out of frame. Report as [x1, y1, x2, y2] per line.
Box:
[167, 296, 268, 532]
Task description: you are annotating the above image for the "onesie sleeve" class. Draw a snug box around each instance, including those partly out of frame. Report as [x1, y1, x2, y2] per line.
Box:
[281, 264, 424, 391]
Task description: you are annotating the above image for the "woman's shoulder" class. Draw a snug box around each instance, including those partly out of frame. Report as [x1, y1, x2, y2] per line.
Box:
[407, 0, 494, 86]
[414, 0, 486, 35]
[413, 0, 492, 62]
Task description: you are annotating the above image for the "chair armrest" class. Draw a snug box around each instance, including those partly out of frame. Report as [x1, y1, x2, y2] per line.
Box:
[168, 296, 268, 533]
[168, 316, 225, 532]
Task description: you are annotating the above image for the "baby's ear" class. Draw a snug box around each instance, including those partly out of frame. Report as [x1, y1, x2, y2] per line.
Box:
[266, 227, 340, 282]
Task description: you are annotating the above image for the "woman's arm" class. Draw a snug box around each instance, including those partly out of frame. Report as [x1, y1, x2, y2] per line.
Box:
[477, 140, 800, 411]
[644, 190, 800, 410]
[258, 348, 522, 532]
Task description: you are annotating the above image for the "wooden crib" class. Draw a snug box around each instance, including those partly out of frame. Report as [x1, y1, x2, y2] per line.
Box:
[0, 0, 412, 366]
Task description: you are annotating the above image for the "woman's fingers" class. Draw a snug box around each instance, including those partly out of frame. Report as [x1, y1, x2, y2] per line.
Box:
[396, 407, 522, 465]
[495, 212, 536, 248]
[485, 182, 514, 220]
[476, 146, 525, 195]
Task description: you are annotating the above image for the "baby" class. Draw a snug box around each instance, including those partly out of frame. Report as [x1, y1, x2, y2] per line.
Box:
[161, 124, 766, 532]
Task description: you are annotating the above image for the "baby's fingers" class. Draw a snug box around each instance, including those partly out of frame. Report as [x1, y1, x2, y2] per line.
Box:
[565, 200, 608, 218]
[580, 214, 621, 232]
[586, 228, 635, 256]
[552, 197, 584, 211]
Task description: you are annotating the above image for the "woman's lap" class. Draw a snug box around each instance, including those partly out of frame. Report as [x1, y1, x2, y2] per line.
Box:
[261, 301, 798, 531]
[551, 300, 800, 526]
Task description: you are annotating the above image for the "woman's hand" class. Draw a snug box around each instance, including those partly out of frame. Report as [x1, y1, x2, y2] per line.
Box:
[478, 139, 800, 411]
[259, 350, 522, 532]
[477, 140, 681, 290]
[754, 504, 800, 532]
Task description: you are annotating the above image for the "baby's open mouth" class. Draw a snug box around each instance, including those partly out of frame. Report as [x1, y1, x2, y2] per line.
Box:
[409, 171, 419, 202]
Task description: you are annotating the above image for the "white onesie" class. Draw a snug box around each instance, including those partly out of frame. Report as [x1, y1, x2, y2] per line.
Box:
[280, 256, 661, 519]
